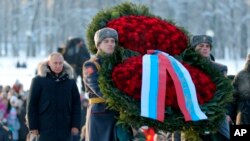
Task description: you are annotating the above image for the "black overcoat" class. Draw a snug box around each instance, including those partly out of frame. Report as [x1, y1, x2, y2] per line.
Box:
[27, 61, 81, 141]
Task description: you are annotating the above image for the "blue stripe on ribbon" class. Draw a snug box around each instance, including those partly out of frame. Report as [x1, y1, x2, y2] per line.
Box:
[169, 58, 199, 120]
[148, 55, 158, 119]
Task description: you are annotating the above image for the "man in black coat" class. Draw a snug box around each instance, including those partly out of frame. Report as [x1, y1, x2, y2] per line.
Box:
[27, 52, 81, 141]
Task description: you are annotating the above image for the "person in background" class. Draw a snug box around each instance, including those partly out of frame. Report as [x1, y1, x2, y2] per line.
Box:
[191, 35, 230, 140]
[7, 96, 21, 141]
[231, 54, 250, 125]
[82, 27, 133, 141]
[26, 52, 81, 141]
[63, 37, 91, 93]
[57, 46, 65, 55]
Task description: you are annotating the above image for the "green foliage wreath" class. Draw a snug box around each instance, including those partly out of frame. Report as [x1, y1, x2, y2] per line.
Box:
[86, 2, 233, 134]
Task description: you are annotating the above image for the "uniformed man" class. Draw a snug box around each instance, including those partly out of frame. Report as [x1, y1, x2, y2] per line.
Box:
[191, 35, 227, 76]
[191, 35, 230, 140]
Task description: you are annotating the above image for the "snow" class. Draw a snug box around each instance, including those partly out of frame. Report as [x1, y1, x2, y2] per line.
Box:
[216, 59, 245, 76]
[0, 57, 45, 91]
[0, 56, 83, 92]
[0, 57, 245, 91]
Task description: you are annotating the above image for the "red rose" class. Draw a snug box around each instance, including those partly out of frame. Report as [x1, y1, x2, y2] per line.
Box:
[112, 57, 216, 108]
[107, 15, 188, 56]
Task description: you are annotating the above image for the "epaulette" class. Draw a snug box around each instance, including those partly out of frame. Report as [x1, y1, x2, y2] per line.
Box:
[83, 60, 100, 78]
[85, 57, 100, 71]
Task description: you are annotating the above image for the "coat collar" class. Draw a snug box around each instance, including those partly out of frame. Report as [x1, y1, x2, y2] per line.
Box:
[37, 60, 74, 79]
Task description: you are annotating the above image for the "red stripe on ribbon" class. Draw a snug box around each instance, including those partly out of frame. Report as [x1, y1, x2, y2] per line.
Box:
[161, 54, 192, 121]
[157, 54, 167, 121]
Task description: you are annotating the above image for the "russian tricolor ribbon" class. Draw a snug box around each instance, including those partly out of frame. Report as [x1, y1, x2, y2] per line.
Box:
[141, 50, 207, 122]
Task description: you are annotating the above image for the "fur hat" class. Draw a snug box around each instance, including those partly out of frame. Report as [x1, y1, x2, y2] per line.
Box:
[94, 27, 118, 47]
[191, 35, 213, 48]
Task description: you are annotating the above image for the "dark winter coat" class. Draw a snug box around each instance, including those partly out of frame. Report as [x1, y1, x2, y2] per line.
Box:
[63, 39, 90, 92]
[27, 61, 81, 141]
[63, 40, 90, 77]
[210, 61, 228, 76]
[211, 60, 230, 140]
[18, 100, 29, 141]
[83, 55, 133, 141]
[232, 66, 250, 125]
[199, 60, 230, 141]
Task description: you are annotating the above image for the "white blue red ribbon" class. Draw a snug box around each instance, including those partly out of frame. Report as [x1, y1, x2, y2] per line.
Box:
[140, 50, 207, 122]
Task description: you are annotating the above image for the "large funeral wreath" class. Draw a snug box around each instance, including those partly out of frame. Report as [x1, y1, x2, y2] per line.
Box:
[86, 2, 233, 135]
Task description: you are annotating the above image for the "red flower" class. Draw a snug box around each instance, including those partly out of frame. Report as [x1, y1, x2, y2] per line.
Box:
[107, 15, 188, 56]
[112, 57, 216, 108]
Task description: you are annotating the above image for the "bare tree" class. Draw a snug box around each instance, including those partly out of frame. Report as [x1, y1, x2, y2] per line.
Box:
[0, 0, 249, 60]
[26, 0, 40, 57]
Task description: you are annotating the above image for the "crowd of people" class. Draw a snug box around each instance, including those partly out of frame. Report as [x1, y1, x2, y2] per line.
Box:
[0, 26, 250, 141]
[0, 80, 29, 141]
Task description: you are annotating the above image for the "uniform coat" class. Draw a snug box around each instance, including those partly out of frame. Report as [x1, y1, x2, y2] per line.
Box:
[83, 56, 119, 141]
[199, 59, 229, 141]
[27, 61, 81, 141]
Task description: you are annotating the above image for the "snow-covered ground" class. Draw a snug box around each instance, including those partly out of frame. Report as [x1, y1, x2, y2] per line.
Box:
[0, 56, 84, 92]
[0, 57, 45, 91]
[0, 57, 245, 91]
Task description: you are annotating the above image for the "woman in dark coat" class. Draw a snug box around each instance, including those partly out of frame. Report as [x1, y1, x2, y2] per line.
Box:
[27, 52, 81, 141]
[231, 54, 250, 125]
[83, 28, 133, 141]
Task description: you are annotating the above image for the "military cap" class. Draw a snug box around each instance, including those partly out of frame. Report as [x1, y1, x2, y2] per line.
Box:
[191, 35, 213, 48]
[94, 27, 118, 47]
